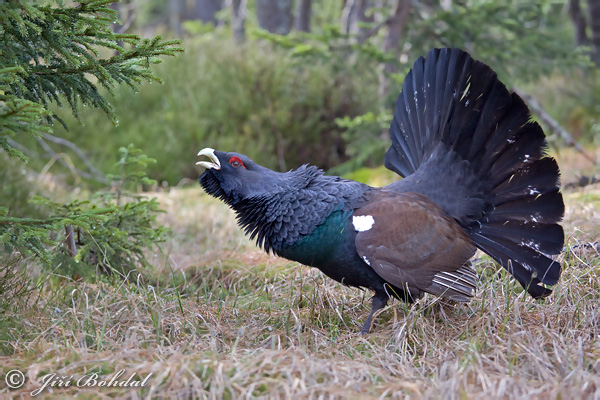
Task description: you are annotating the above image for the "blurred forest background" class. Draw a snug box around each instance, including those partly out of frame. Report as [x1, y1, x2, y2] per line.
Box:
[1, 0, 600, 277]
[4, 0, 600, 186]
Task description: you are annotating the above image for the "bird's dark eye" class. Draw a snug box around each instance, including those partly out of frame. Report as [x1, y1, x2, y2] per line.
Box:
[229, 156, 245, 169]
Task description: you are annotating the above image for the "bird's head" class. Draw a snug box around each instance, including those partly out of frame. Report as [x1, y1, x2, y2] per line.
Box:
[196, 148, 283, 205]
[196, 147, 363, 252]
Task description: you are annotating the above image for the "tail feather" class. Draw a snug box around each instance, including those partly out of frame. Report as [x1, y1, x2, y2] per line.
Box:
[388, 102, 418, 175]
[423, 51, 439, 148]
[466, 80, 512, 161]
[492, 158, 561, 204]
[477, 221, 563, 253]
[486, 191, 564, 224]
[385, 48, 565, 298]
[444, 62, 496, 161]
[484, 126, 547, 184]
[408, 56, 425, 155]
[476, 95, 534, 171]
[384, 144, 412, 177]
[473, 233, 560, 297]
[474, 235, 554, 298]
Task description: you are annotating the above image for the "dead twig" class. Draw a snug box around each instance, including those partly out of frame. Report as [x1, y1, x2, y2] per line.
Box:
[563, 175, 600, 190]
[564, 241, 600, 252]
[41, 132, 106, 181]
[8, 134, 106, 183]
[513, 86, 598, 166]
[35, 136, 107, 184]
[357, 17, 391, 44]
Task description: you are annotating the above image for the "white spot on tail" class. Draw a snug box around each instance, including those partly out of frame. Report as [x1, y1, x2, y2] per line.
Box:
[362, 256, 371, 266]
[521, 239, 541, 251]
[353, 215, 375, 232]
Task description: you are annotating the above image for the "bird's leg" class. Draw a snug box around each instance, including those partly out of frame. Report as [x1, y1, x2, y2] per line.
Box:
[360, 292, 389, 334]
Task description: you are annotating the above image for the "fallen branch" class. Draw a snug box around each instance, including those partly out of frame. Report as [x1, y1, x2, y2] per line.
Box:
[357, 17, 391, 44]
[513, 86, 598, 166]
[564, 241, 599, 252]
[7, 136, 107, 184]
[40, 132, 106, 181]
[563, 175, 600, 190]
[5, 138, 38, 157]
[35, 137, 107, 184]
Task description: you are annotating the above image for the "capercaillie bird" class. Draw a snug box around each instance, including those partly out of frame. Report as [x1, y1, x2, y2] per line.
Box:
[196, 48, 564, 333]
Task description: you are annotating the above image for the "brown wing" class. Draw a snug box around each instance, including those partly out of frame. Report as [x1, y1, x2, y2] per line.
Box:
[354, 192, 477, 301]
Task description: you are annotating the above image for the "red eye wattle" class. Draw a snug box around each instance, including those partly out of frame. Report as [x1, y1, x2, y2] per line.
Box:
[229, 156, 245, 169]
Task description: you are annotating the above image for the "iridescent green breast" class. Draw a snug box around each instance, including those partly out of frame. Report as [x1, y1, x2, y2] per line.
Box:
[276, 210, 353, 267]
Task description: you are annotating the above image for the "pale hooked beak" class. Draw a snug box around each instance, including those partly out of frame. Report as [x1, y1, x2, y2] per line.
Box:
[196, 148, 221, 170]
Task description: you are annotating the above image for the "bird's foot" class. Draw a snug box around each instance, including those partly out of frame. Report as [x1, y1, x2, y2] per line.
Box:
[359, 293, 389, 334]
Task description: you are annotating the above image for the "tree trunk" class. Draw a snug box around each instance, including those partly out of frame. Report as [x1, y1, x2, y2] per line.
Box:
[587, 0, 600, 64]
[110, 1, 135, 50]
[256, 0, 293, 35]
[356, 0, 373, 37]
[342, 0, 372, 37]
[379, 0, 411, 100]
[190, 0, 223, 25]
[64, 225, 77, 258]
[341, 0, 357, 34]
[110, 1, 124, 50]
[568, 0, 589, 46]
[294, 0, 312, 32]
[168, 0, 184, 36]
[231, 0, 246, 43]
[110, 1, 122, 32]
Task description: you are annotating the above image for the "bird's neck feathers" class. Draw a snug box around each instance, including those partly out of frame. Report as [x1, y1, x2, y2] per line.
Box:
[228, 165, 368, 254]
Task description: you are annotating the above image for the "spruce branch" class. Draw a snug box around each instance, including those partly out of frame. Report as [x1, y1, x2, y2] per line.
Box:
[1, 0, 183, 158]
[0, 1, 178, 269]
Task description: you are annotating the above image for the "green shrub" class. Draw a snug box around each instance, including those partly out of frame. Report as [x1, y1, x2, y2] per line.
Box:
[37, 37, 379, 185]
[0, 152, 48, 218]
[2, 145, 168, 277]
[31, 145, 170, 277]
[0, 0, 181, 270]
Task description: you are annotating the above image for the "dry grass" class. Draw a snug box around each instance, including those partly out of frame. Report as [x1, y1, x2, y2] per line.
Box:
[1, 149, 599, 399]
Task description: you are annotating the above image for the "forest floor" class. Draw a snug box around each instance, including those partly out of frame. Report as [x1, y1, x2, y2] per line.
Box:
[1, 148, 599, 399]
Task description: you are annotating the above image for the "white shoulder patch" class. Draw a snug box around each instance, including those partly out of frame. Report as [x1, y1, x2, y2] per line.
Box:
[352, 215, 375, 232]
[362, 256, 371, 266]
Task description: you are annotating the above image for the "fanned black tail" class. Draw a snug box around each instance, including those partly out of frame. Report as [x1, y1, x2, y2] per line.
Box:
[385, 48, 564, 298]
